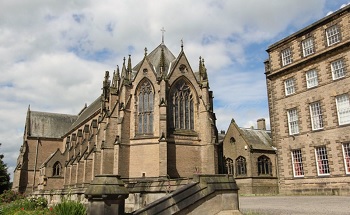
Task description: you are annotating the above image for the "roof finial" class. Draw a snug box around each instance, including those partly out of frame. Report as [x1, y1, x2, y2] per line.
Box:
[181, 39, 183, 51]
[161, 27, 166, 44]
[144, 47, 147, 56]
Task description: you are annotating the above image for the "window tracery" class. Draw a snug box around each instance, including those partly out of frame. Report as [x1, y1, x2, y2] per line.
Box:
[170, 79, 194, 130]
[137, 80, 154, 134]
[53, 161, 62, 176]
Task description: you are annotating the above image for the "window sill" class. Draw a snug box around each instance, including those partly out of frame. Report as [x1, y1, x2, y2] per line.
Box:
[332, 76, 346, 81]
[338, 123, 350, 127]
[172, 129, 198, 136]
[132, 134, 155, 140]
[317, 174, 330, 177]
[306, 85, 318, 90]
[311, 128, 324, 133]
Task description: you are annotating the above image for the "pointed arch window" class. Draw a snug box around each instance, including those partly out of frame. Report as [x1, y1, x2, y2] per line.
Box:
[236, 156, 247, 176]
[137, 80, 154, 134]
[171, 79, 194, 130]
[53, 161, 62, 176]
[225, 158, 234, 175]
[257, 155, 272, 175]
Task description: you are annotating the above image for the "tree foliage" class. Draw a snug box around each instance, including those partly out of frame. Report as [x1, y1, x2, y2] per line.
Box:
[0, 143, 11, 194]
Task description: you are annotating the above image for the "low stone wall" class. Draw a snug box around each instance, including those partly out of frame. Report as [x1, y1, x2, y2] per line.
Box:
[133, 174, 241, 215]
[32, 174, 242, 214]
[235, 177, 278, 195]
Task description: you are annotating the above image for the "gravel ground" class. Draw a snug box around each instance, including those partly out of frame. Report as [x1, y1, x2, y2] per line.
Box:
[239, 196, 350, 215]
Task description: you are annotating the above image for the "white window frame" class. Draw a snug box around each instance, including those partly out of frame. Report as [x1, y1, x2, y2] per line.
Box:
[281, 48, 292, 66]
[284, 78, 295, 96]
[336, 94, 350, 125]
[310, 102, 323, 130]
[331, 59, 346, 80]
[302, 37, 314, 57]
[342, 143, 350, 174]
[287, 108, 299, 135]
[326, 25, 341, 46]
[291, 149, 304, 177]
[306, 69, 318, 88]
[315, 146, 330, 176]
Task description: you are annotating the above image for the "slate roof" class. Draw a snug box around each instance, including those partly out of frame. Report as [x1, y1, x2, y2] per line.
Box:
[68, 96, 101, 131]
[239, 128, 273, 151]
[28, 111, 78, 138]
[133, 43, 176, 75]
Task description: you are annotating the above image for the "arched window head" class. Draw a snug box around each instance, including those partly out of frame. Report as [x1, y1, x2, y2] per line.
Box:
[137, 80, 154, 134]
[225, 158, 234, 175]
[236, 156, 246, 176]
[170, 79, 194, 130]
[53, 161, 62, 176]
[230, 137, 236, 144]
[258, 155, 272, 175]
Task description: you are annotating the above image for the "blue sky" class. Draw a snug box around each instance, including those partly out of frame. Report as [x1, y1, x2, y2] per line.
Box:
[1, 0, 349, 180]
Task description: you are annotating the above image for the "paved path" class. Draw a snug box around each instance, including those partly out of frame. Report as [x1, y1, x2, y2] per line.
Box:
[239, 196, 350, 215]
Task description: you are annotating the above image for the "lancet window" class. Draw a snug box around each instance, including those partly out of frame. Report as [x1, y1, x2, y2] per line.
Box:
[53, 161, 62, 176]
[170, 79, 194, 130]
[137, 80, 154, 134]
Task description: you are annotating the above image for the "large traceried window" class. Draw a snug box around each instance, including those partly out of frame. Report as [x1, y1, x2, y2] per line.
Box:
[137, 80, 154, 134]
[287, 108, 299, 135]
[342, 143, 350, 174]
[236, 156, 247, 176]
[310, 102, 323, 130]
[291, 149, 304, 177]
[326, 25, 341, 46]
[258, 155, 272, 175]
[336, 94, 350, 125]
[170, 79, 194, 130]
[315, 146, 330, 176]
[225, 158, 234, 175]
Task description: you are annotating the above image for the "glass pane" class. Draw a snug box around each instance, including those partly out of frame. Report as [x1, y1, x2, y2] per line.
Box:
[149, 113, 153, 133]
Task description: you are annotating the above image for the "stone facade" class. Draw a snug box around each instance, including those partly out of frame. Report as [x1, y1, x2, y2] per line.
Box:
[265, 5, 350, 195]
[12, 41, 220, 210]
[222, 119, 278, 195]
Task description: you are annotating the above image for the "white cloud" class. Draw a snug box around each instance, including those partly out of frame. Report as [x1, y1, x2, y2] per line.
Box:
[0, 0, 341, 180]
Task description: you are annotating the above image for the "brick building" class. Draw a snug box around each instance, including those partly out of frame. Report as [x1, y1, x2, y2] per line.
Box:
[265, 5, 350, 195]
[12, 41, 220, 208]
[222, 118, 278, 194]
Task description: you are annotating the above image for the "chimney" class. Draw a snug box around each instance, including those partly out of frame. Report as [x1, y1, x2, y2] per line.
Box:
[257, 118, 266, 130]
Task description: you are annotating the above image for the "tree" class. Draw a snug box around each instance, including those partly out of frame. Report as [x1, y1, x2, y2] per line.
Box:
[0, 143, 11, 194]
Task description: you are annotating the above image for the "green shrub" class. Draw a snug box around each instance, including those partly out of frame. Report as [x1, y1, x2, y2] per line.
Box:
[0, 196, 49, 215]
[0, 190, 25, 204]
[53, 199, 86, 215]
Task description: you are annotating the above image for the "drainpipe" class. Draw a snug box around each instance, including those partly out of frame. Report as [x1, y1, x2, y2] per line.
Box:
[32, 138, 40, 193]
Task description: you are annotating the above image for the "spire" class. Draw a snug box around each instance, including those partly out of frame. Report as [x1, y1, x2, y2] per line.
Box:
[121, 57, 127, 80]
[127, 55, 132, 81]
[159, 46, 165, 69]
[112, 65, 120, 89]
[199, 57, 208, 87]
[201, 58, 208, 81]
[181, 39, 184, 52]
[26, 105, 31, 136]
[102, 71, 110, 101]
[161, 27, 165, 45]
[157, 46, 167, 80]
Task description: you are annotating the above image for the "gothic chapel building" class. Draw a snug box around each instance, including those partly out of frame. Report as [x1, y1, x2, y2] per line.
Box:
[12, 41, 219, 200]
